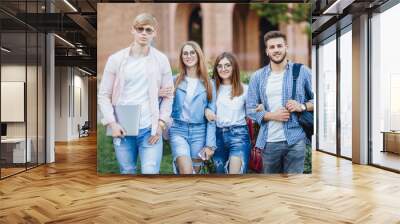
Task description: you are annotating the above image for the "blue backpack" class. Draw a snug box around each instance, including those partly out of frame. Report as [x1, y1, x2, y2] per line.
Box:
[292, 63, 314, 141]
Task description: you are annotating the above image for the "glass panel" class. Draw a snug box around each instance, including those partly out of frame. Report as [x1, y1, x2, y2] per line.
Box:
[371, 4, 400, 171]
[27, 30, 38, 169]
[38, 32, 45, 165]
[0, 1, 46, 178]
[1, 30, 27, 177]
[317, 36, 337, 154]
[340, 29, 352, 158]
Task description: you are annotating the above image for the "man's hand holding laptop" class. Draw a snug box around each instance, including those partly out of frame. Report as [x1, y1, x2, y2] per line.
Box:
[110, 122, 127, 138]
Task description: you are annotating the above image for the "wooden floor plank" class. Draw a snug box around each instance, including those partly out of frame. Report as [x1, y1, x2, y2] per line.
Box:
[0, 135, 399, 223]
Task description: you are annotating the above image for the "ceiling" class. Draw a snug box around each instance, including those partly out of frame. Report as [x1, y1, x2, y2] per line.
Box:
[311, 0, 390, 43]
[0, 0, 394, 73]
[0, 0, 98, 73]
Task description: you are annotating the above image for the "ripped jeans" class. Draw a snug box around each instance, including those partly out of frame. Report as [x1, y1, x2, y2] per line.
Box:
[169, 120, 207, 174]
[113, 127, 163, 174]
[213, 125, 251, 174]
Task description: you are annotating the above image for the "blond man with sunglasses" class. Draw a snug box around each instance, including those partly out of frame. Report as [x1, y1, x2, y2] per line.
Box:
[98, 13, 174, 174]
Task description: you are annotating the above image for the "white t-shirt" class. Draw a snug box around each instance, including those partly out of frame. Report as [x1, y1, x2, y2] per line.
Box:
[216, 84, 248, 128]
[182, 76, 199, 121]
[117, 56, 152, 129]
[266, 71, 286, 142]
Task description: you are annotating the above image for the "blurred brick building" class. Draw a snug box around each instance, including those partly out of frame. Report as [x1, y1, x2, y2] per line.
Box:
[98, 3, 310, 79]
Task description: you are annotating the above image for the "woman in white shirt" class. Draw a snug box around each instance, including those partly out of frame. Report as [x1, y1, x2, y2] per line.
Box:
[206, 52, 251, 174]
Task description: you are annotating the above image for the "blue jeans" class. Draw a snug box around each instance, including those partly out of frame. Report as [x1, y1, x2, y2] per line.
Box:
[169, 120, 206, 174]
[262, 140, 305, 174]
[213, 125, 251, 174]
[113, 127, 163, 174]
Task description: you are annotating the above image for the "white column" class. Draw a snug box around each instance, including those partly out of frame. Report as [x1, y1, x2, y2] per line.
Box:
[46, 33, 55, 163]
[45, 0, 56, 163]
[352, 14, 369, 164]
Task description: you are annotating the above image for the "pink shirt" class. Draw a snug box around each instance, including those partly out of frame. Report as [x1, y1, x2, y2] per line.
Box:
[98, 45, 174, 136]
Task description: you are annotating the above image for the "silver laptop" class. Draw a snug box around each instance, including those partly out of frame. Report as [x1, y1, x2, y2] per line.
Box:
[106, 105, 141, 136]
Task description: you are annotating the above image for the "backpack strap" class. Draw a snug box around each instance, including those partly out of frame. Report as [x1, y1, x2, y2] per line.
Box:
[291, 63, 302, 99]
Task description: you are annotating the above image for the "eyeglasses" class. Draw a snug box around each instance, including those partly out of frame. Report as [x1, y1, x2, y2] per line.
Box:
[216, 63, 232, 70]
[182, 50, 196, 58]
[135, 26, 154, 35]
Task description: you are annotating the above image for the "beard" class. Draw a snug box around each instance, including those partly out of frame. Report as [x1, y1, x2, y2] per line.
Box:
[269, 52, 286, 64]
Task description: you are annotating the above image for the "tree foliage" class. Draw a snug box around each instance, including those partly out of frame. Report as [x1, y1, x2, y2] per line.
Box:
[250, 3, 311, 38]
[250, 3, 289, 26]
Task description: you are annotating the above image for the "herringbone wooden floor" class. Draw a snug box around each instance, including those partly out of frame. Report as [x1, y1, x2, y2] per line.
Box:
[1, 135, 400, 224]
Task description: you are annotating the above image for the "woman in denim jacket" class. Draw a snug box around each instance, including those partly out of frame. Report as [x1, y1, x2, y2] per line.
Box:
[205, 52, 251, 174]
[169, 41, 217, 174]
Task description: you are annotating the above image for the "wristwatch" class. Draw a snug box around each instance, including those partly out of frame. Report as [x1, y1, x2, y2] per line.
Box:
[300, 103, 306, 112]
[208, 146, 217, 151]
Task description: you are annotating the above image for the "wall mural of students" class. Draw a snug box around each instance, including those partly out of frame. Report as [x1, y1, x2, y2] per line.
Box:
[246, 31, 314, 174]
[204, 52, 251, 174]
[98, 13, 174, 174]
[97, 4, 312, 175]
[169, 41, 217, 174]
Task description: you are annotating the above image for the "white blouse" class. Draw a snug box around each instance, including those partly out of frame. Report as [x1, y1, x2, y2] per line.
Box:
[216, 84, 248, 128]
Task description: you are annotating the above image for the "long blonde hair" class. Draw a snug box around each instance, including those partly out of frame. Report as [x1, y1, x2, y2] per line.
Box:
[175, 41, 212, 101]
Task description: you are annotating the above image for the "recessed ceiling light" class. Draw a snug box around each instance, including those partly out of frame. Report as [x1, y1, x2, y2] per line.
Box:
[63, 0, 78, 12]
[322, 0, 355, 15]
[54, 34, 75, 48]
[78, 67, 93, 76]
[1, 47, 11, 53]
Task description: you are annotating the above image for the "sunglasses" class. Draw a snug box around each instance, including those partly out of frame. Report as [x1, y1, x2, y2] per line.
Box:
[135, 26, 154, 35]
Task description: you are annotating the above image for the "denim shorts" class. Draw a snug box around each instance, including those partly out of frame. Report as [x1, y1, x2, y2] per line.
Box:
[213, 125, 251, 174]
[169, 120, 206, 174]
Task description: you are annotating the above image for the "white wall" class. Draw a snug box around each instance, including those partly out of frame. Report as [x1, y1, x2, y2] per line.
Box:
[1, 65, 38, 138]
[55, 67, 89, 141]
[1, 65, 26, 138]
[71, 72, 89, 138]
[55, 66, 68, 141]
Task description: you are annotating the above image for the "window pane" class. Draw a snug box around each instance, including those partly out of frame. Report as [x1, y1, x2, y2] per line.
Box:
[371, 3, 400, 171]
[318, 37, 337, 154]
[340, 29, 352, 158]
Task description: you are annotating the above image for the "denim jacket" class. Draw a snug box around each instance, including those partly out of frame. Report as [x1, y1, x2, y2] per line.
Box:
[246, 61, 314, 149]
[171, 77, 217, 149]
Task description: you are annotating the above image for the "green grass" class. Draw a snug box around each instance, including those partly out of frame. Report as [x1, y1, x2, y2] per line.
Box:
[240, 71, 251, 84]
[303, 144, 312, 174]
[97, 124, 174, 174]
[97, 123, 312, 174]
[97, 125, 119, 174]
